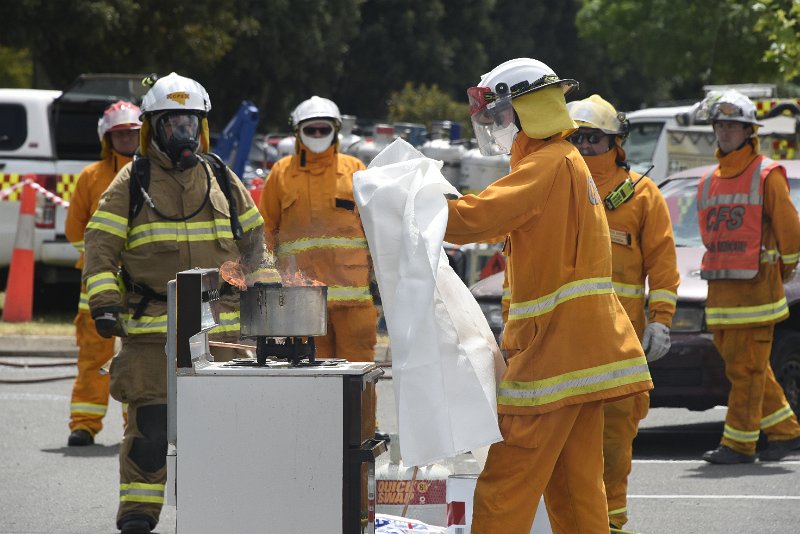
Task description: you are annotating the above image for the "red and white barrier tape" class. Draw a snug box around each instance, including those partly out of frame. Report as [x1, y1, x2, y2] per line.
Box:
[0, 179, 70, 207]
[26, 180, 70, 208]
[0, 180, 27, 200]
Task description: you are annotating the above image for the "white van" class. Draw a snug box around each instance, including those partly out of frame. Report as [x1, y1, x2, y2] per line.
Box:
[0, 74, 146, 287]
[624, 105, 692, 185]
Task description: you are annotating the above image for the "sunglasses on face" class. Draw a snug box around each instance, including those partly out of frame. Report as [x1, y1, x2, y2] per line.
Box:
[568, 132, 605, 145]
[302, 125, 333, 136]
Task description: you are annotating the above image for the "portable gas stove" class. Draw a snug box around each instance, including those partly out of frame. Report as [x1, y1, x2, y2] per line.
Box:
[165, 268, 386, 534]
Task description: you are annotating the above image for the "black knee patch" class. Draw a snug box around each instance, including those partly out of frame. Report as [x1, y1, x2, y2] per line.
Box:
[129, 404, 168, 473]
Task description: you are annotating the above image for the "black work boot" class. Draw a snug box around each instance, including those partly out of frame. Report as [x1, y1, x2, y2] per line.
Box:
[702, 445, 755, 464]
[759, 435, 800, 462]
[67, 429, 94, 446]
[119, 515, 152, 534]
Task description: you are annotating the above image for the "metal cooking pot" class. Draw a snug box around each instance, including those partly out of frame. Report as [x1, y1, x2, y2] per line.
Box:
[239, 285, 327, 337]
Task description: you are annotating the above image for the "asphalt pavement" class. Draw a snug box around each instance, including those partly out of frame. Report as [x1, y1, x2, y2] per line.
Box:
[2, 336, 800, 533]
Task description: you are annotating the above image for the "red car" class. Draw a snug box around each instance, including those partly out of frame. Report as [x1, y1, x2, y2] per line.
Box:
[469, 161, 800, 415]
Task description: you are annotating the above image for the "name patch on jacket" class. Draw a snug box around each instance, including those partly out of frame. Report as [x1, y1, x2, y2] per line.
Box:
[336, 198, 355, 211]
[609, 228, 632, 246]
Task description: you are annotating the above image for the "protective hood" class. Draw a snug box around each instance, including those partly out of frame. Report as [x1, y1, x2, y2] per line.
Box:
[512, 86, 577, 140]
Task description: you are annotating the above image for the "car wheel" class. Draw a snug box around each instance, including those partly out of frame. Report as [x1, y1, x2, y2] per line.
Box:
[770, 330, 800, 417]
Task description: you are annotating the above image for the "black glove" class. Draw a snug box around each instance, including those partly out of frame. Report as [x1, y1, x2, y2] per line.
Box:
[92, 307, 128, 338]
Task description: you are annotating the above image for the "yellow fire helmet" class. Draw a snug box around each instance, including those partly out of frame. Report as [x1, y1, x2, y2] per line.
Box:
[567, 94, 629, 139]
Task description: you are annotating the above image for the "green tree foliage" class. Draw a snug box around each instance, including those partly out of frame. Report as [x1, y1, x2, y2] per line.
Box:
[753, 0, 800, 81]
[0, 47, 32, 88]
[204, 0, 364, 131]
[2, 0, 797, 134]
[387, 82, 473, 137]
[576, 0, 781, 108]
[336, 0, 495, 119]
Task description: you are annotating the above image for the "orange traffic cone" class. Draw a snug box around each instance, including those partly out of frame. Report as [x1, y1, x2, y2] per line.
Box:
[3, 177, 36, 322]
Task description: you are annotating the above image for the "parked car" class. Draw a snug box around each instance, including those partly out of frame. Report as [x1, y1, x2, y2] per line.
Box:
[469, 161, 800, 415]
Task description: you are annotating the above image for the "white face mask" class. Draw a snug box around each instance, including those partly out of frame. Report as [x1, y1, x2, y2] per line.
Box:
[299, 130, 336, 154]
[492, 122, 519, 153]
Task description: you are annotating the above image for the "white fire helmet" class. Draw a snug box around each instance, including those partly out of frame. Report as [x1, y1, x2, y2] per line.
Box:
[566, 94, 629, 139]
[290, 96, 342, 130]
[695, 89, 761, 126]
[97, 100, 142, 141]
[139, 72, 211, 117]
[467, 58, 578, 155]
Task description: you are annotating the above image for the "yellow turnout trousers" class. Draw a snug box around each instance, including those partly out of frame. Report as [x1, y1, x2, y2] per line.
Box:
[604, 392, 649, 528]
[715, 325, 800, 455]
[472, 401, 608, 533]
[315, 304, 377, 361]
[69, 309, 122, 435]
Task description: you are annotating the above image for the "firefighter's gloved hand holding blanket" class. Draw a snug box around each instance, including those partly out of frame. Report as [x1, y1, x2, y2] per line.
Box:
[353, 138, 505, 467]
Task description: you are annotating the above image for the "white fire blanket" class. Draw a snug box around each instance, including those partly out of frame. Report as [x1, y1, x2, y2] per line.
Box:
[353, 138, 505, 467]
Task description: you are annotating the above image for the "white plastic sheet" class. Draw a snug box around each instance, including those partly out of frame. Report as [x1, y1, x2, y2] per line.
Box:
[354, 139, 505, 467]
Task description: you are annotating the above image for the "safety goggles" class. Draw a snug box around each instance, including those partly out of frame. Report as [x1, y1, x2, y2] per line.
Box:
[302, 125, 334, 136]
[568, 131, 606, 145]
[711, 101, 744, 119]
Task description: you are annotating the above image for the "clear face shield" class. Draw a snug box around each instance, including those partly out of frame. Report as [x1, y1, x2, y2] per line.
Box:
[467, 86, 519, 156]
[156, 112, 202, 169]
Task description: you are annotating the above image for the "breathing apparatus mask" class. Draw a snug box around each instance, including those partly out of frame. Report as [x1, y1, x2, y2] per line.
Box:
[155, 111, 202, 169]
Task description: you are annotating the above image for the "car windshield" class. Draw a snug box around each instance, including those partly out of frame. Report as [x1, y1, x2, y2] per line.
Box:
[661, 175, 800, 247]
[624, 122, 664, 175]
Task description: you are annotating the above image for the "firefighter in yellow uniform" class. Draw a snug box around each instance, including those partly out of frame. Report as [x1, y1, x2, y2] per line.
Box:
[568, 95, 680, 531]
[66, 101, 141, 447]
[259, 96, 377, 361]
[83, 73, 273, 534]
[695, 90, 800, 464]
[446, 58, 653, 533]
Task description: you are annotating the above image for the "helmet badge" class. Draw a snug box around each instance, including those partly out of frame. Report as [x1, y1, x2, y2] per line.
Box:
[167, 92, 190, 106]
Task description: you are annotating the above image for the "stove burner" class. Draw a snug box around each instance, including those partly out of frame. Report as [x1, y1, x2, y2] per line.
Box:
[255, 336, 318, 366]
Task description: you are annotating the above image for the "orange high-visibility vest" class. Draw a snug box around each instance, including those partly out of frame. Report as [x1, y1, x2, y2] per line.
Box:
[697, 156, 785, 280]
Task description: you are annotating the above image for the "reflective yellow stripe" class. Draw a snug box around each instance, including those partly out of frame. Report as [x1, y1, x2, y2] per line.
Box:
[120, 482, 165, 504]
[122, 310, 240, 335]
[127, 219, 233, 249]
[238, 205, 263, 233]
[86, 272, 121, 298]
[78, 290, 89, 311]
[649, 289, 678, 306]
[210, 311, 240, 334]
[328, 286, 371, 302]
[87, 209, 128, 239]
[613, 282, 645, 300]
[608, 506, 627, 516]
[782, 251, 800, 264]
[723, 424, 760, 443]
[72, 239, 85, 253]
[245, 268, 281, 285]
[508, 277, 614, 321]
[278, 236, 368, 255]
[760, 248, 780, 264]
[761, 404, 795, 429]
[497, 357, 650, 407]
[706, 297, 788, 326]
[70, 402, 107, 416]
[501, 287, 511, 303]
